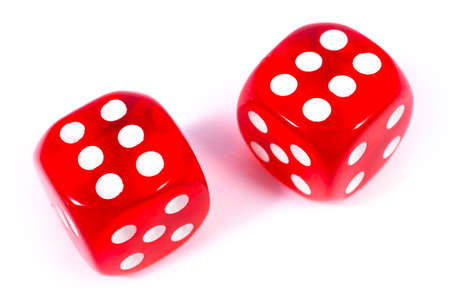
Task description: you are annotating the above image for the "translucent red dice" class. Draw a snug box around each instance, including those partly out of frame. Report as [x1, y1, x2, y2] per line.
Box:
[237, 23, 413, 200]
[35, 91, 209, 275]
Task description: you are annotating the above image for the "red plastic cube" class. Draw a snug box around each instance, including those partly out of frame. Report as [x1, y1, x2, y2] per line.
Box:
[237, 23, 413, 200]
[35, 91, 209, 275]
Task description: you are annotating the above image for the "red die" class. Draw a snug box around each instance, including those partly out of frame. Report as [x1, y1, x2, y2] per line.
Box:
[35, 91, 209, 275]
[237, 23, 413, 200]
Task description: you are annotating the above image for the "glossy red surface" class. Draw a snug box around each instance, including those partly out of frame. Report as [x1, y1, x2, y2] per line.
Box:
[237, 23, 413, 200]
[35, 91, 209, 275]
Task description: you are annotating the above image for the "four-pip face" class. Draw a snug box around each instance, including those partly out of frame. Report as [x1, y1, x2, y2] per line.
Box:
[35, 91, 210, 275]
[237, 23, 413, 200]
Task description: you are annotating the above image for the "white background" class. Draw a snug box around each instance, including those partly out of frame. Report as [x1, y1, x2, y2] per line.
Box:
[1, 0, 449, 299]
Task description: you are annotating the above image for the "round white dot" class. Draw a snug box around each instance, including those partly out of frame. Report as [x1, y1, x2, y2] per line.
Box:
[111, 225, 137, 244]
[290, 144, 311, 166]
[346, 172, 365, 194]
[120, 253, 144, 270]
[248, 111, 268, 133]
[95, 173, 124, 200]
[136, 151, 164, 177]
[353, 53, 382, 75]
[270, 143, 289, 164]
[143, 225, 166, 243]
[60, 122, 85, 144]
[250, 141, 269, 162]
[165, 194, 189, 214]
[387, 105, 405, 129]
[320, 29, 348, 51]
[171, 224, 194, 242]
[101, 99, 127, 121]
[78, 146, 104, 170]
[348, 142, 367, 166]
[118, 125, 144, 148]
[303, 98, 332, 122]
[383, 136, 401, 159]
[270, 74, 298, 96]
[291, 174, 311, 195]
[328, 75, 356, 97]
[295, 52, 322, 72]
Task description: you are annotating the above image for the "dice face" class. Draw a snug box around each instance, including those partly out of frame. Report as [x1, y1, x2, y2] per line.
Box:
[35, 92, 209, 275]
[237, 23, 413, 200]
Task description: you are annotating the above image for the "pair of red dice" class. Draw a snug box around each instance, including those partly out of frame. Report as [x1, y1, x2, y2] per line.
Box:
[35, 23, 413, 275]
